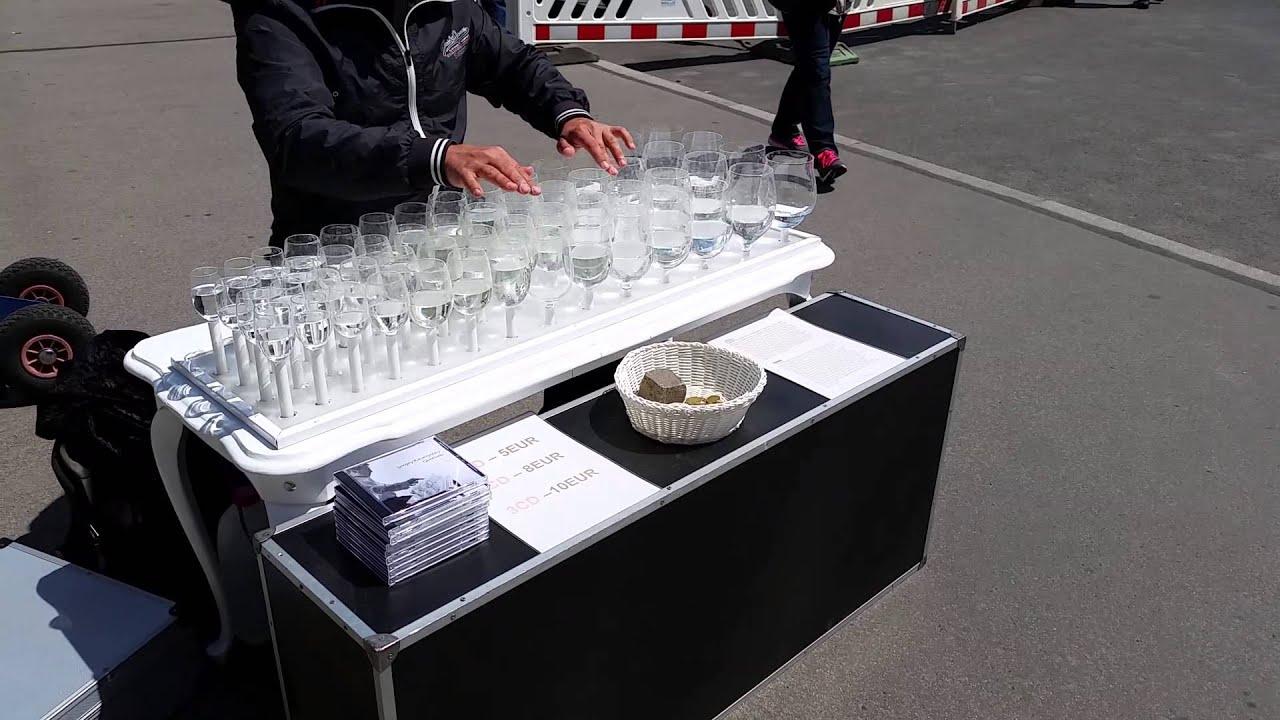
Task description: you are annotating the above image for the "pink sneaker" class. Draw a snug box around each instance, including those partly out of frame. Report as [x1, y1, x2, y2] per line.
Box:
[814, 148, 847, 185]
[767, 133, 808, 152]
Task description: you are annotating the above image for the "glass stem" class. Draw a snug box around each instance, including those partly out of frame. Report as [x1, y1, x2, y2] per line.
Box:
[426, 330, 440, 366]
[386, 335, 401, 379]
[311, 349, 329, 405]
[231, 330, 249, 387]
[701, 258, 711, 271]
[207, 320, 228, 376]
[325, 332, 337, 376]
[543, 302, 556, 326]
[581, 286, 594, 311]
[505, 306, 517, 338]
[348, 343, 364, 393]
[662, 268, 671, 285]
[272, 361, 294, 418]
[779, 226, 790, 244]
[254, 346, 273, 403]
[467, 316, 480, 352]
[743, 243, 753, 260]
[622, 282, 633, 298]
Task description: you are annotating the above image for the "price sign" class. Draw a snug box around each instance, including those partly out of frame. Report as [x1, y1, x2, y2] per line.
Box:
[455, 416, 659, 552]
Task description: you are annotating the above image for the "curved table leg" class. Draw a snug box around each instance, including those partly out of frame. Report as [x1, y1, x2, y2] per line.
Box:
[151, 409, 233, 658]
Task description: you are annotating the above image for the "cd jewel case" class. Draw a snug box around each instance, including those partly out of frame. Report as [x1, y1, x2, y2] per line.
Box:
[333, 437, 490, 586]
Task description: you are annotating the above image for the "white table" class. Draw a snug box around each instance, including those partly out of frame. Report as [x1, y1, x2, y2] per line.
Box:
[124, 230, 833, 656]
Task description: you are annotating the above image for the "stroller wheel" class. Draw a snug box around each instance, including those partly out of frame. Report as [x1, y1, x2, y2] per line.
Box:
[0, 304, 95, 396]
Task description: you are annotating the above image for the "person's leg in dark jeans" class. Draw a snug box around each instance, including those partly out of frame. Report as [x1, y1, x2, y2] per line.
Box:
[772, 9, 847, 184]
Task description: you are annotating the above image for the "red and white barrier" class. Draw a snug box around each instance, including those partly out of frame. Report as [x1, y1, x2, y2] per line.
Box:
[519, 0, 950, 45]
[952, 0, 1019, 21]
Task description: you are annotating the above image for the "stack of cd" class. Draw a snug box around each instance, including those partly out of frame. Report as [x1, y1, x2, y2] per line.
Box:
[333, 437, 490, 586]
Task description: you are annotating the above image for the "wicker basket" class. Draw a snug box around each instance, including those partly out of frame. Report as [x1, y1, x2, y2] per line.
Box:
[614, 342, 767, 445]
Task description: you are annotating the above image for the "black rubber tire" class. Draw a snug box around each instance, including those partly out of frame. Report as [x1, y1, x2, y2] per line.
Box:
[0, 303, 96, 395]
[0, 257, 91, 316]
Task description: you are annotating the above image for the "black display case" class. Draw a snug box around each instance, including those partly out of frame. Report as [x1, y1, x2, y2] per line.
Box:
[257, 292, 964, 720]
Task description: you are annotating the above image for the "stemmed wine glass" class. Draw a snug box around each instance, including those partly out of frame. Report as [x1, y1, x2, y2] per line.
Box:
[685, 152, 731, 270]
[359, 212, 396, 246]
[191, 267, 229, 376]
[432, 190, 466, 217]
[682, 131, 724, 153]
[766, 150, 816, 244]
[252, 245, 284, 268]
[409, 258, 452, 366]
[257, 297, 297, 418]
[365, 271, 410, 379]
[569, 234, 611, 311]
[284, 234, 321, 264]
[219, 264, 258, 385]
[320, 223, 359, 248]
[394, 202, 429, 232]
[449, 248, 493, 352]
[321, 243, 355, 270]
[359, 233, 391, 259]
[333, 281, 369, 393]
[642, 140, 685, 170]
[489, 239, 531, 339]
[529, 227, 572, 326]
[610, 208, 651, 297]
[646, 168, 693, 283]
[295, 291, 332, 405]
[726, 162, 776, 259]
[569, 167, 611, 196]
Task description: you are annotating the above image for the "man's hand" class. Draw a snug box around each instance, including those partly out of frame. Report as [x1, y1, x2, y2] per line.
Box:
[557, 118, 636, 175]
[444, 143, 538, 197]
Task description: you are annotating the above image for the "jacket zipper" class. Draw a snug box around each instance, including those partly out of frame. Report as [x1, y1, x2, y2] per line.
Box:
[313, 3, 436, 139]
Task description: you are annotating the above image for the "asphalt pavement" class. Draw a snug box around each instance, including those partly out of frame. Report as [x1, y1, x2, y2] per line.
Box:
[1, 3, 1278, 719]
[593, 0, 1280, 275]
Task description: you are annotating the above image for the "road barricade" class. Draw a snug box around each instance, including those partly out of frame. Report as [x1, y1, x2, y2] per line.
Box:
[951, 0, 1020, 22]
[518, 0, 951, 45]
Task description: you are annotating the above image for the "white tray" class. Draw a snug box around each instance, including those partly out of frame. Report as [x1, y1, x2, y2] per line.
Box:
[171, 232, 825, 449]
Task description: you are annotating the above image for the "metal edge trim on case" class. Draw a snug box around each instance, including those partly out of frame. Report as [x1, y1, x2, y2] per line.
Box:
[920, 346, 965, 568]
[374, 664, 399, 720]
[711, 562, 925, 720]
[257, 552, 294, 720]
[261, 533, 379, 645]
[833, 290, 960, 339]
[391, 336, 961, 646]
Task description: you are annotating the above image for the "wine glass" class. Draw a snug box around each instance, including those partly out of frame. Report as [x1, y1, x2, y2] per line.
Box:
[645, 128, 679, 143]
[503, 191, 538, 218]
[409, 258, 452, 366]
[682, 131, 724, 153]
[532, 159, 569, 182]
[610, 209, 651, 298]
[463, 201, 503, 237]
[489, 239, 531, 339]
[191, 267, 229, 376]
[449, 248, 493, 352]
[533, 201, 571, 242]
[320, 223, 359, 248]
[529, 227, 572, 326]
[727, 163, 776, 260]
[244, 286, 283, 402]
[219, 265, 258, 384]
[642, 140, 685, 170]
[358, 212, 396, 243]
[767, 150, 816, 244]
[251, 258, 287, 289]
[686, 154, 731, 270]
[252, 246, 284, 267]
[569, 167, 611, 196]
[295, 291, 332, 405]
[365, 271, 410, 379]
[646, 169, 693, 283]
[616, 146, 645, 182]
[610, 179, 645, 210]
[432, 190, 466, 217]
[394, 202, 429, 233]
[569, 235, 611, 311]
[358, 233, 391, 259]
[397, 225, 430, 261]
[283, 234, 321, 264]
[572, 191, 612, 246]
[321, 243, 355, 270]
[257, 297, 297, 418]
[333, 280, 369, 393]
[538, 180, 575, 207]
[462, 223, 496, 253]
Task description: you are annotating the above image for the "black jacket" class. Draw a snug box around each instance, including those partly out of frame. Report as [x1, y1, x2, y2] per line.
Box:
[231, 0, 591, 244]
